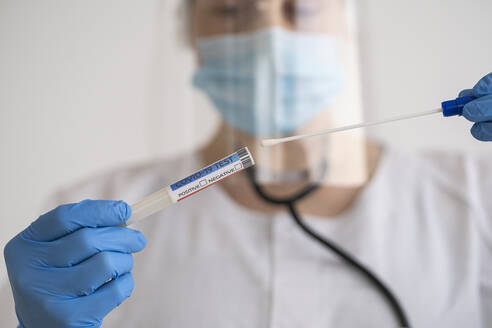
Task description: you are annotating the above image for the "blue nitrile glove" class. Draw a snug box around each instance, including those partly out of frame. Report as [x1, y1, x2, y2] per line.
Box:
[3, 200, 146, 328]
[459, 72, 492, 141]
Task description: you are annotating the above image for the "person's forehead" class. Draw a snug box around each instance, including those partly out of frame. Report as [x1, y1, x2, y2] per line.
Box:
[193, 0, 330, 6]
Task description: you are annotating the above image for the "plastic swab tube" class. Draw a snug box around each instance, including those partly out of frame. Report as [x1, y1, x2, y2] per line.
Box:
[123, 147, 255, 226]
[262, 95, 478, 147]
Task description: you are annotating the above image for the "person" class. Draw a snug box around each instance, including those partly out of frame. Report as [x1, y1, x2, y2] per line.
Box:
[2, 0, 492, 327]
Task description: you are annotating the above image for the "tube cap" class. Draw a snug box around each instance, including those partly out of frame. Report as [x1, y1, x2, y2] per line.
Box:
[442, 96, 476, 117]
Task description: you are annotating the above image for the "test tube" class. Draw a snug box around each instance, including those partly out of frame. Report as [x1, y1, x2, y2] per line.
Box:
[123, 147, 255, 226]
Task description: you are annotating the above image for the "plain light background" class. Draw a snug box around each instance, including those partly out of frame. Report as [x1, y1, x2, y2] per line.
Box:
[0, 0, 491, 287]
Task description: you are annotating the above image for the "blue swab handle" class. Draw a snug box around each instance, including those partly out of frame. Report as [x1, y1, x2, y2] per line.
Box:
[442, 96, 476, 117]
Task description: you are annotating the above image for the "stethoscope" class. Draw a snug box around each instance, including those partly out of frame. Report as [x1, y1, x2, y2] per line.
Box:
[246, 164, 411, 328]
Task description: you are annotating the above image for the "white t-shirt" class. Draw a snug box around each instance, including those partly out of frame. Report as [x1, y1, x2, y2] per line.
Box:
[2, 148, 492, 327]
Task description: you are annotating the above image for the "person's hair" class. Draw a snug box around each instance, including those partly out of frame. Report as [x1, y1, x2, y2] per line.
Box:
[177, 0, 194, 46]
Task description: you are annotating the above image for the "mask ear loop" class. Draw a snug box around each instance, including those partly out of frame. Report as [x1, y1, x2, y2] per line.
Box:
[244, 165, 411, 328]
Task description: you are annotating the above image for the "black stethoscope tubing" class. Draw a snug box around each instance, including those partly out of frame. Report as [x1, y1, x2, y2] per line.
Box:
[246, 168, 411, 328]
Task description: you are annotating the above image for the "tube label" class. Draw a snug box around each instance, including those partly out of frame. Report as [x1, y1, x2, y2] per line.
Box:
[168, 147, 255, 203]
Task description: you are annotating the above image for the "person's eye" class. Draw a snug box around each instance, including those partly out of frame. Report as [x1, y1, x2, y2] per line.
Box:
[211, 4, 241, 17]
[284, 1, 323, 19]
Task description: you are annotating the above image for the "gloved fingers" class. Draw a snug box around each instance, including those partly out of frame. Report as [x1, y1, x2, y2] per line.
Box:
[459, 89, 474, 98]
[22, 200, 131, 242]
[462, 94, 492, 122]
[44, 252, 134, 297]
[74, 272, 134, 322]
[470, 121, 492, 141]
[41, 227, 146, 267]
[472, 72, 492, 97]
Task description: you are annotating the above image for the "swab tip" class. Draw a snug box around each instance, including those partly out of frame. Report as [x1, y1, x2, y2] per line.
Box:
[261, 139, 281, 147]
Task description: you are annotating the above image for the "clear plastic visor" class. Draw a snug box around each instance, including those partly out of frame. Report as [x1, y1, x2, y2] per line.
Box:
[189, 0, 367, 189]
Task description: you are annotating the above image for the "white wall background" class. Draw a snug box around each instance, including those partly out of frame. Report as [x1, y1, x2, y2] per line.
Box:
[0, 0, 491, 286]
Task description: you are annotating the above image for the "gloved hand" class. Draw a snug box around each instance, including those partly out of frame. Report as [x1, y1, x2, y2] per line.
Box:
[3, 199, 146, 328]
[460, 72, 492, 141]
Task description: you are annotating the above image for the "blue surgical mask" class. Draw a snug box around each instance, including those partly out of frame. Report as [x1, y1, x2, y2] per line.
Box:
[193, 27, 345, 137]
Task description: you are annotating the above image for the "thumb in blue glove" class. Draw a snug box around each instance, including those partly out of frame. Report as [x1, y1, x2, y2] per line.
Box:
[459, 72, 492, 141]
[3, 199, 147, 328]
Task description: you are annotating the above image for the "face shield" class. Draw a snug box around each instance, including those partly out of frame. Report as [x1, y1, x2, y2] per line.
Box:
[189, 0, 367, 189]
